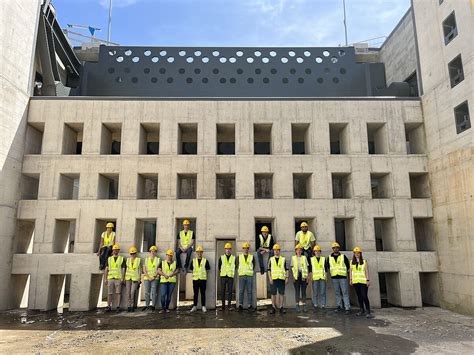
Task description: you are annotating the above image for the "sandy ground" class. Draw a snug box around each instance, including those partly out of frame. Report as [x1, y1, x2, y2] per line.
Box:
[0, 307, 472, 354]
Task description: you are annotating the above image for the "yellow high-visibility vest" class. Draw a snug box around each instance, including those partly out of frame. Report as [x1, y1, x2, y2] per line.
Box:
[107, 255, 123, 280]
[269, 256, 286, 280]
[160, 260, 177, 283]
[329, 255, 347, 277]
[311, 256, 326, 280]
[143, 256, 160, 280]
[350, 260, 367, 284]
[238, 254, 254, 277]
[179, 230, 193, 248]
[296, 231, 314, 250]
[291, 255, 308, 280]
[125, 257, 141, 281]
[192, 257, 207, 281]
[102, 231, 115, 247]
[259, 234, 272, 248]
[220, 255, 236, 278]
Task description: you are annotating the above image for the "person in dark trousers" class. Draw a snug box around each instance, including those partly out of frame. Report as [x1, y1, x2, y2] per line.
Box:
[349, 247, 373, 318]
[257, 226, 274, 274]
[325, 242, 351, 314]
[97, 222, 116, 270]
[268, 244, 289, 314]
[218, 242, 236, 310]
[176, 219, 195, 272]
[189, 246, 210, 313]
[237, 242, 255, 312]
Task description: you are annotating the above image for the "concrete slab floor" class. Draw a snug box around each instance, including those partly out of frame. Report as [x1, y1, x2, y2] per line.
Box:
[0, 307, 472, 354]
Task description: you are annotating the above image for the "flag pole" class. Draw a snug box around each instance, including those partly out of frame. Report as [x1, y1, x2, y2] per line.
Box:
[107, 0, 113, 43]
[343, 0, 348, 46]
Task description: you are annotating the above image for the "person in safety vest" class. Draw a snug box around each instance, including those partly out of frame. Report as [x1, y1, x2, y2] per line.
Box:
[97, 222, 116, 270]
[267, 244, 289, 314]
[125, 246, 141, 312]
[349, 247, 373, 318]
[104, 244, 125, 312]
[189, 246, 210, 313]
[295, 222, 316, 259]
[309, 245, 327, 312]
[325, 242, 351, 314]
[237, 242, 255, 312]
[176, 219, 195, 272]
[257, 226, 275, 275]
[158, 249, 179, 313]
[218, 242, 236, 310]
[142, 245, 160, 311]
[291, 244, 311, 313]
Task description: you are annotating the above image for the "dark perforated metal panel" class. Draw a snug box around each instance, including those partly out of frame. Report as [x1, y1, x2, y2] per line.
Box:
[74, 46, 388, 97]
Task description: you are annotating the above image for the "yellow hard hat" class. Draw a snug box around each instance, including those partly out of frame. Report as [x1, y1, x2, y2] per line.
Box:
[313, 245, 321, 251]
[331, 242, 341, 248]
[273, 244, 281, 250]
[224, 242, 232, 249]
[353, 247, 362, 253]
[112, 244, 120, 251]
[183, 219, 191, 225]
[166, 249, 174, 256]
[300, 222, 309, 228]
[129, 246, 137, 254]
[261, 226, 269, 232]
[242, 242, 250, 249]
[295, 243, 303, 250]
[106, 222, 114, 228]
[196, 246, 204, 252]
[149, 245, 158, 252]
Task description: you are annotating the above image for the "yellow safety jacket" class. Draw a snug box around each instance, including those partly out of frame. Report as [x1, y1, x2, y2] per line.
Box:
[270, 256, 286, 280]
[296, 231, 314, 250]
[238, 254, 254, 277]
[192, 257, 207, 281]
[160, 260, 177, 283]
[107, 255, 124, 280]
[259, 234, 272, 248]
[220, 255, 236, 278]
[125, 257, 141, 281]
[311, 256, 326, 280]
[350, 260, 367, 284]
[102, 231, 115, 247]
[179, 230, 193, 248]
[291, 255, 308, 280]
[329, 255, 347, 277]
[143, 256, 160, 280]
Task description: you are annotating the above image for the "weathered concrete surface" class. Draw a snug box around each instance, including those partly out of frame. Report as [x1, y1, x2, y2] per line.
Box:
[0, 308, 472, 353]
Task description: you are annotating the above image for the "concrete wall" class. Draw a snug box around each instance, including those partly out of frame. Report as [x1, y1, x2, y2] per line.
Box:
[13, 98, 438, 310]
[379, 9, 418, 85]
[0, 0, 41, 309]
[412, 0, 473, 315]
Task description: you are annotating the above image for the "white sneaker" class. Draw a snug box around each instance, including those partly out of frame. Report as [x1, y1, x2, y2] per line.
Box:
[190, 306, 197, 313]
[202, 306, 207, 313]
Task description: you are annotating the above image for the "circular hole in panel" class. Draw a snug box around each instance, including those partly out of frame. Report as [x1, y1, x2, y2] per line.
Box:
[159, 68, 166, 74]
[263, 77, 269, 83]
[255, 68, 262, 74]
[186, 57, 194, 63]
[179, 50, 186, 56]
[213, 68, 219, 74]
[230, 78, 236, 83]
[109, 50, 117, 56]
[304, 51, 311, 57]
[247, 77, 254, 83]
[315, 57, 323, 63]
[220, 78, 226, 84]
[144, 50, 151, 56]
[160, 50, 167, 56]
[338, 49, 346, 56]
[116, 56, 124, 62]
[305, 68, 311, 74]
[178, 68, 185, 74]
[237, 68, 244, 74]
[167, 77, 173, 83]
[194, 50, 202, 56]
[340, 68, 347, 75]
[220, 57, 227, 63]
[262, 57, 269, 63]
[202, 77, 209, 83]
[323, 50, 330, 57]
[194, 68, 201, 74]
[125, 49, 132, 56]
[298, 77, 304, 83]
[269, 51, 277, 57]
[270, 68, 277, 74]
[290, 68, 296, 74]
[254, 50, 261, 57]
[296, 57, 304, 63]
[131, 77, 138, 83]
[331, 56, 338, 64]
[281, 57, 288, 63]
[317, 77, 324, 84]
[282, 77, 289, 83]
[151, 56, 159, 63]
[151, 77, 157, 83]
[247, 57, 254, 63]
[229, 57, 236, 63]
[212, 50, 220, 56]
[186, 77, 193, 83]
[132, 56, 140, 63]
[202, 57, 209, 63]
[167, 57, 175, 63]
[144, 68, 150, 74]
[236, 50, 243, 57]
[288, 50, 296, 57]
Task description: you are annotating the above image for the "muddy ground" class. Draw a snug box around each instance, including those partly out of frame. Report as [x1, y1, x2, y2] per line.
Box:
[0, 307, 472, 354]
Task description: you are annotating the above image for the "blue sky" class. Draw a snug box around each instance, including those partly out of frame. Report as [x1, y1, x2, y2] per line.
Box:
[53, 0, 411, 47]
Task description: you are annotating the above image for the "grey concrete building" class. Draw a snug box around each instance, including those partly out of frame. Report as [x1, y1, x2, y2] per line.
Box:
[0, 0, 472, 314]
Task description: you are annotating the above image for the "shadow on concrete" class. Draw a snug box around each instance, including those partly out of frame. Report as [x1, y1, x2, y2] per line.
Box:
[0, 307, 418, 353]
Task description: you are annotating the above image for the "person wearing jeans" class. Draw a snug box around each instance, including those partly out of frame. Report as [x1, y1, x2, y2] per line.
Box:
[237, 242, 255, 312]
[189, 246, 210, 313]
[310, 245, 327, 311]
[125, 246, 141, 312]
[349, 247, 373, 318]
[142, 246, 160, 311]
[158, 249, 179, 313]
[175, 219, 195, 272]
[257, 226, 274, 275]
[325, 242, 351, 314]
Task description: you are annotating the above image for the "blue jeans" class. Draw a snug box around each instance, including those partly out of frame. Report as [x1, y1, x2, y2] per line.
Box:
[144, 279, 159, 307]
[176, 247, 193, 269]
[332, 278, 350, 310]
[238, 276, 254, 307]
[311, 279, 327, 307]
[160, 282, 176, 310]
